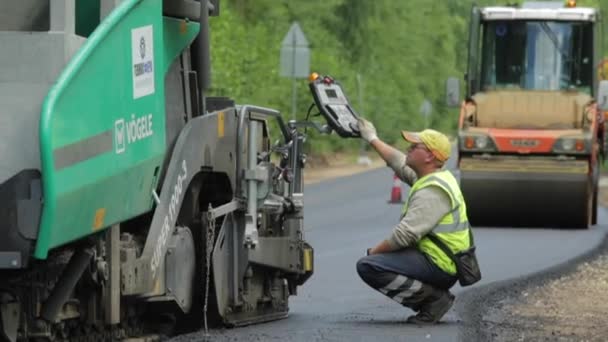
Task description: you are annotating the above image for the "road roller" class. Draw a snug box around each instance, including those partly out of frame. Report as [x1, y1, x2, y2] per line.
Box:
[447, 1, 605, 228]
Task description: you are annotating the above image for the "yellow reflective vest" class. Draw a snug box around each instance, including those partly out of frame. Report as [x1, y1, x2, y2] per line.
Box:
[401, 170, 471, 275]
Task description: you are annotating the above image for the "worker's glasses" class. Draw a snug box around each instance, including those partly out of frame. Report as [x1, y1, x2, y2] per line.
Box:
[407, 143, 428, 152]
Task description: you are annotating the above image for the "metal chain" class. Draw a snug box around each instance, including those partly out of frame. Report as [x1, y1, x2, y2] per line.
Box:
[203, 204, 216, 338]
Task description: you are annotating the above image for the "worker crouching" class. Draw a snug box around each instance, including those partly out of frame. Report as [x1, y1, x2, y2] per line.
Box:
[354, 118, 475, 324]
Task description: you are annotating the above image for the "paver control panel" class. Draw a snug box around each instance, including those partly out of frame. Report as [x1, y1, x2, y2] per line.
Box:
[309, 75, 360, 138]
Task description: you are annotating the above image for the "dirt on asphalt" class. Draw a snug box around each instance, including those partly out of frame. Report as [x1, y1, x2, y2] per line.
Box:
[302, 153, 385, 185]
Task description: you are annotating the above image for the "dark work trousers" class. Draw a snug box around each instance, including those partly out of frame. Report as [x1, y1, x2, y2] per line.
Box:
[356, 248, 457, 310]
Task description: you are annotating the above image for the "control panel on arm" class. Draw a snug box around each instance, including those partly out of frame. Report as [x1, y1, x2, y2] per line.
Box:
[308, 74, 361, 138]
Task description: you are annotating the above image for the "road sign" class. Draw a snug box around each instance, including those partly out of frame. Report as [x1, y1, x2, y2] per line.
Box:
[280, 22, 310, 78]
[280, 22, 310, 120]
[446, 77, 460, 107]
[420, 99, 432, 128]
[420, 99, 432, 117]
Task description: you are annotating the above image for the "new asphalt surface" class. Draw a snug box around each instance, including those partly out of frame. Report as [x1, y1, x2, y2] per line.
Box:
[170, 167, 608, 342]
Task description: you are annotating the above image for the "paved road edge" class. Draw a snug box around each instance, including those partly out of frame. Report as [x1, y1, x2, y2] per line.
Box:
[456, 227, 608, 341]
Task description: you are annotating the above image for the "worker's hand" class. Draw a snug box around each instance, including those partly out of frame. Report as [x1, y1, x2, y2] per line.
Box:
[357, 118, 378, 143]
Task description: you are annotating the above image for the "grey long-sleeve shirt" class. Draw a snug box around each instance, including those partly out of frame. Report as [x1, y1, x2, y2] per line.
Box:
[384, 146, 452, 250]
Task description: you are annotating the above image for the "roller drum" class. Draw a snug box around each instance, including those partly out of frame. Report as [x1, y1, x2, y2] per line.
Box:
[460, 157, 593, 228]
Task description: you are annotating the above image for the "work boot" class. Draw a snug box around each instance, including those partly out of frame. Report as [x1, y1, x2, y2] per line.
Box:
[406, 290, 454, 325]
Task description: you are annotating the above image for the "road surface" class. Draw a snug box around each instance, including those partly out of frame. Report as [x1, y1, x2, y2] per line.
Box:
[170, 167, 608, 342]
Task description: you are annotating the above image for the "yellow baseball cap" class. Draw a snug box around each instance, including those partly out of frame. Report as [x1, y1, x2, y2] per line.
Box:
[401, 129, 451, 162]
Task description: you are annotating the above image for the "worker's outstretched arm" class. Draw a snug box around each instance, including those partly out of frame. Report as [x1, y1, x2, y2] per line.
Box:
[357, 118, 417, 185]
[369, 138, 401, 164]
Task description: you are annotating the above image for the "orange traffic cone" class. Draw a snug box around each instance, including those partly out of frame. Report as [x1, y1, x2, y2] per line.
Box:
[388, 173, 403, 204]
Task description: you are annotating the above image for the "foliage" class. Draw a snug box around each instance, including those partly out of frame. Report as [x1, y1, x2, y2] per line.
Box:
[208, 0, 607, 156]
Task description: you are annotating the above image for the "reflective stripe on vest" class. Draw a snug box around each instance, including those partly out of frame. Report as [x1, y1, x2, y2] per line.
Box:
[401, 170, 471, 275]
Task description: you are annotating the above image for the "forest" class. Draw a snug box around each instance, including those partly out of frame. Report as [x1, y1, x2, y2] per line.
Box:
[208, 0, 608, 155]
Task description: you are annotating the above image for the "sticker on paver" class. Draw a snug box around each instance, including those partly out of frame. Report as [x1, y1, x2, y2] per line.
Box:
[132, 25, 155, 99]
